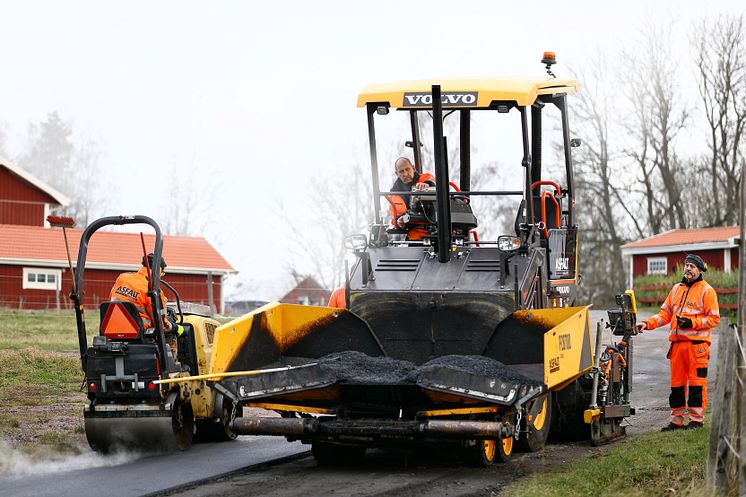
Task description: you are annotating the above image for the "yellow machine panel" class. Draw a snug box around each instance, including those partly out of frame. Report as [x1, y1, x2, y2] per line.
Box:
[541, 307, 593, 388]
[209, 302, 348, 375]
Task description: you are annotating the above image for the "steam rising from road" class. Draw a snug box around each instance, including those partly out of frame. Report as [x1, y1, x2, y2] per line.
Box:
[0, 442, 139, 477]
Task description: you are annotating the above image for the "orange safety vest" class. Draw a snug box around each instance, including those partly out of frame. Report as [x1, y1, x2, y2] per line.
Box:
[387, 172, 435, 241]
[110, 266, 167, 329]
[327, 287, 346, 308]
[643, 278, 720, 343]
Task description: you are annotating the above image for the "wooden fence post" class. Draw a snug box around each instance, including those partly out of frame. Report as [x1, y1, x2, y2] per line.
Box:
[708, 320, 735, 495]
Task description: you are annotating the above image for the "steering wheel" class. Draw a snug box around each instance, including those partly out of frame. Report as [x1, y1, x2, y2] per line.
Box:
[449, 181, 470, 204]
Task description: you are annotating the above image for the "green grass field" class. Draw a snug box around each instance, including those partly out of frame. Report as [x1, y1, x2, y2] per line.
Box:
[503, 424, 708, 496]
[0, 310, 87, 457]
[0, 310, 79, 351]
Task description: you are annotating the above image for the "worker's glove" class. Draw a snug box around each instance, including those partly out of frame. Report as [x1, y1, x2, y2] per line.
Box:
[396, 213, 411, 228]
[676, 317, 693, 329]
[165, 320, 184, 336]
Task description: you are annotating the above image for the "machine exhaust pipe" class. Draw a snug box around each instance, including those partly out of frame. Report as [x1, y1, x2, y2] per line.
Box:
[231, 417, 513, 440]
[232, 417, 316, 436]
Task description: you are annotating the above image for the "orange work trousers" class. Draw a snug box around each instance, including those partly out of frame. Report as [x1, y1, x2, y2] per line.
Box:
[667, 340, 709, 426]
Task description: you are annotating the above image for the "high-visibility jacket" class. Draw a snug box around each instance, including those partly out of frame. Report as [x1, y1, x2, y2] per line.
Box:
[327, 287, 346, 308]
[642, 277, 720, 343]
[110, 266, 167, 330]
[387, 172, 435, 241]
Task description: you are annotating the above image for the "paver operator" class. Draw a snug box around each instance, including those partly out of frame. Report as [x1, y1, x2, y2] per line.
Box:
[387, 157, 435, 241]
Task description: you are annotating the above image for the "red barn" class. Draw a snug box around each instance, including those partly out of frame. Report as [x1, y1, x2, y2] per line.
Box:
[279, 276, 330, 306]
[0, 157, 70, 226]
[0, 157, 235, 312]
[621, 226, 739, 288]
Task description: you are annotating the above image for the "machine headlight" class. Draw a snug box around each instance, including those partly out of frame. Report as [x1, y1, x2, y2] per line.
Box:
[344, 234, 368, 251]
[498, 235, 521, 252]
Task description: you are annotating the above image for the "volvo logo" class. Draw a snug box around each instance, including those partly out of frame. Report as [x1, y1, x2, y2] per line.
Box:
[402, 92, 478, 107]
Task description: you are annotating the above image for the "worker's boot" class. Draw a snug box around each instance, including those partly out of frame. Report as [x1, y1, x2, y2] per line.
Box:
[661, 422, 686, 432]
[687, 421, 704, 430]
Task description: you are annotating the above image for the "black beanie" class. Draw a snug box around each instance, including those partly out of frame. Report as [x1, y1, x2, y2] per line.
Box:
[685, 254, 707, 272]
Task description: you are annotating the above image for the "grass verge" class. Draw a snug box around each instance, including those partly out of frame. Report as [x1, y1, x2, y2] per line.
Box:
[0, 347, 87, 456]
[0, 309, 79, 351]
[501, 423, 708, 497]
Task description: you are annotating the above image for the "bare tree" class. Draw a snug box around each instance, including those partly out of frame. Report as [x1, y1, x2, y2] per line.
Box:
[621, 22, 690, 233]
[67, 136, 104, 227]
[18, 112, 106, 225]
[162, 155, 217, 236]
[279, 158, 373, 290]
[568, 56, 633, 302]
[20, 111, 74, 192]
[691, 14, 746, 226]
[0, 122, 8, 158]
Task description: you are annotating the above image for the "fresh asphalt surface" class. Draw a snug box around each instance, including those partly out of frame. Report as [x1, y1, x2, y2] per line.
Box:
[0, 437, 308, 497]
[0, 309, 718, 497]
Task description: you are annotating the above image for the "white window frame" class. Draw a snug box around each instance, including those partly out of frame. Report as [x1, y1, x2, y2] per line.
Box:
[646, 257, 668, 275]
[22, 268, 62, 291]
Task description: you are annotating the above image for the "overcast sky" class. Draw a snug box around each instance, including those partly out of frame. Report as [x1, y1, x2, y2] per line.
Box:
[1, 0, 743, 300]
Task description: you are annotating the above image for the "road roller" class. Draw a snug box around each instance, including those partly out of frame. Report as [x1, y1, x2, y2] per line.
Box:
[68, 215, 237, 453]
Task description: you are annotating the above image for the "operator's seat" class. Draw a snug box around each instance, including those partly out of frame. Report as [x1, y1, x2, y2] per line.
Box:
[99, 301, 146, 340]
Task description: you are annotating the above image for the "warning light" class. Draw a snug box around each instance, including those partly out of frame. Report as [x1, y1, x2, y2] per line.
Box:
[89, 382, 97, 392]
[148, 381, 157, 390]
[541, 51, 557, 78]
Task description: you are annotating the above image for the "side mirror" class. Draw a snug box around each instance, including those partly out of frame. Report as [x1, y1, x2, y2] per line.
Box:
[344, 234, 368, 252]
[498, 235, 521, 252]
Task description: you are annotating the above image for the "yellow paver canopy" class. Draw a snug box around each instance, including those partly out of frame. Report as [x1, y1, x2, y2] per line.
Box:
[357, 77, 579, 109]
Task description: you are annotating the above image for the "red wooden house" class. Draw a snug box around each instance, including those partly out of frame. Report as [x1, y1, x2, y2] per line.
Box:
[620, 226, 740, 288]
[279, 276, 330, 306]
[0, 157, 235, 312]
[0, 156, 70, 226]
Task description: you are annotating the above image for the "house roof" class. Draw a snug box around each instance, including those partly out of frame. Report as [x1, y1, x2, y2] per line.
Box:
[0, 156, 71, 206]
[621, 226, 740, 255]
[0, 224, 235, 275]
[279, 276, 328, 301]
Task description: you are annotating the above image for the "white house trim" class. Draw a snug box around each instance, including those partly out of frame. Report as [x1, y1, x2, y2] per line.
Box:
[621, 241, 736, 257]
[724, 248, 731, 273]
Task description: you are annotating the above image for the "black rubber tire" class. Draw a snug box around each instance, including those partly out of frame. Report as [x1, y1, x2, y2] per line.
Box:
[517, 393, 552, 452]
[173, 401, 194, 451]
[550, 378, 592, 442]
[311, 443, 367, 466]
[195, 398, 239, 443]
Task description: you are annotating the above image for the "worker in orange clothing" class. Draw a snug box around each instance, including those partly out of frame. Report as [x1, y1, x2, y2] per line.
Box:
[387, 157, 435, 241]
[636, 254, 720, 431]
[327, 287, 346, 308]
[110, 253, 184, 349]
